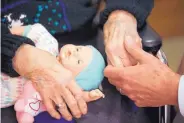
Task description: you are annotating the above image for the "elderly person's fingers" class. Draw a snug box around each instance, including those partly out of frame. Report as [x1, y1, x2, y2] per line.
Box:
[104, 65, 125, 81]
[43, 96, 61, 119]
[104, 10, 142, 67]
[67, 81, 87, 115]
[106, 49, 124, 67]
[12, 29, 90, 120]
[61, 86, 82, 118]
[104, 21, 125, 67]
[104, 15, 124, 67]
[56, 98, 72, 121]
[53, 87, 72, 121]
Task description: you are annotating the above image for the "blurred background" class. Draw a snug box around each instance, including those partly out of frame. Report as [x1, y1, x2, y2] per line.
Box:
[148, 0, 184, 72]
[148, 0, 184, 122]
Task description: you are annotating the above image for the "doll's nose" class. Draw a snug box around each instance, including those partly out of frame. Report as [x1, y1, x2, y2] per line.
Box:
[66, 50, 71, 57]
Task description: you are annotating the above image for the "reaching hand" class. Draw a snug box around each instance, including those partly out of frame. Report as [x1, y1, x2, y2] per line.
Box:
[104, 39, 180, 107]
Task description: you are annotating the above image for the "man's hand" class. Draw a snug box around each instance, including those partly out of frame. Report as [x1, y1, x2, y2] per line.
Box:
[104, 10, 142, 67]
[104, 39, 181, 107]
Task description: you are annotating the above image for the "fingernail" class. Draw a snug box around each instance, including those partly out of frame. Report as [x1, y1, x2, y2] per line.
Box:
[76, 115, 81, 118]
[67, 117, 72, 121]
[56, 115, 61, 119]
[84, 108, 87, 114]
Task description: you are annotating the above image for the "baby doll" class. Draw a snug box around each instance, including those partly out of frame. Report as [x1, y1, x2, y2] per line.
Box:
[1, 23, 105, 123]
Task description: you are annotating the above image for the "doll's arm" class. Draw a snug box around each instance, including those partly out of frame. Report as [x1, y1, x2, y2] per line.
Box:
[23, 23, 59, 56]
[83, 89, 105, 102]
[68, 81, 105, 102]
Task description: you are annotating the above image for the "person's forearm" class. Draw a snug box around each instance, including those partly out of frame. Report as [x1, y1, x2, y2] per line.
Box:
[178, 75, 184, 116]
[12, 44, 38, 76]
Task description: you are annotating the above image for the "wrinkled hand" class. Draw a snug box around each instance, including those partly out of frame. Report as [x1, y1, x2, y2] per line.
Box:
[104, 39, 181, 107]
[13, 44, 87, 121]
[104, 10, 142, 67]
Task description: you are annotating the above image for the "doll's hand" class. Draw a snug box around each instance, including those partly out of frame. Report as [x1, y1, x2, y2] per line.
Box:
[67, 81, 105, 102]
[83, 89, 105, 102]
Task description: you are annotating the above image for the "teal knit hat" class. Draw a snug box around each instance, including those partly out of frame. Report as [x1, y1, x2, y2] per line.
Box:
[75, 45, 105, 91]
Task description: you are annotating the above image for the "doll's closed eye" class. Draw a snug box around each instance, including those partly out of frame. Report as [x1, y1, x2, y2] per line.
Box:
[77, 60, 83, 64]
[76, 47, 82, 52]
[76, 48, 79, 52]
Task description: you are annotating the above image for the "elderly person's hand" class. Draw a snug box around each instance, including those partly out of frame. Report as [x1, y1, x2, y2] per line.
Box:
[12, 44, 87, 121]
[10, 25, 89, 120]
[104, 10, 142, 67]
[104, 39, 181, 107]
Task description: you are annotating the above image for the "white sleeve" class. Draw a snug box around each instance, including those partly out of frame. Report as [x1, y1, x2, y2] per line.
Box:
[26, 23, 59, 57]
[178, 75, 184, 116]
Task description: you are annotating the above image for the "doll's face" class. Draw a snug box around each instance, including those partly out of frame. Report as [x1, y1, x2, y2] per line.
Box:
[58, 44, 92, 76]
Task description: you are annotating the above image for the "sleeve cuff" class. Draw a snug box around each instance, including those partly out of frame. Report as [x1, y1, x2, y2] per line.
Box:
[1, 34, 35, 77]
[22, 25, 32, 37]
[1, 23, 11, 35]
[178, 75, 184, 116]
[99, 0, 153, 29]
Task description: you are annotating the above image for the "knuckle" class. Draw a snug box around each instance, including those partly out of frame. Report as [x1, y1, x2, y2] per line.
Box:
[81, 103, 87, 110]
[70, 101, 77, 107]
[129, 94, 136, 101]
[60, 104, 67, 110]
[75, 93, 82, 100]
[117, 72, 123, 80]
